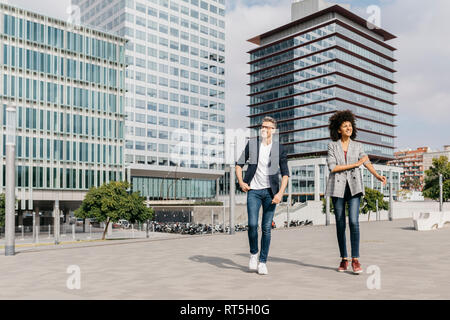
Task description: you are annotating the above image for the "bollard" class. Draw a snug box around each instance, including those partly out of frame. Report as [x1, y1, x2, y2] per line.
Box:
[32, 212, 36, 242]
[388, 170, 393, 221]
[223, 200, 226, 233]
[152, 222, 155, 233]
[286, 203, 289, 229]
[146, 220, 149, 238]
[21, 225, 24, 240]
[376, 199, 379, 221]
[439, 174, 443, 212]
[325, 196, 330, 226]
[35, 226, 39, 244]
[72, 224, 75, 241]
[48, 224, 51, 239]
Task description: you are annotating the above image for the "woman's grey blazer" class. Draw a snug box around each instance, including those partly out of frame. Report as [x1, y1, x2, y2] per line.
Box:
[325, 139, 370, 198]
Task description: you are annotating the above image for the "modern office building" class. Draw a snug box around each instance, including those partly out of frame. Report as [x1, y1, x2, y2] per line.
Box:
[387, 147, 428, 191]
[247, 0, 397, 161]
[0, 3, 127, 223]
[219, 0, 402, 202]
[74, 0, 226, 200]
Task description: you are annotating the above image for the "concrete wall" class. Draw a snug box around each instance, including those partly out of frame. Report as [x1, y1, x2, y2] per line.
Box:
[192, 205, 247, 225]
[194, 201, 450, 227]
[273, 201, 450, 227]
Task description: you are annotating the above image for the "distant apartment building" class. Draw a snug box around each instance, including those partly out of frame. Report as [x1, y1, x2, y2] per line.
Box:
[74, 0, 227, 200]
[422, 145, 450, 172]
[0, 3, 126, 224]
[387, 147, 428, 191]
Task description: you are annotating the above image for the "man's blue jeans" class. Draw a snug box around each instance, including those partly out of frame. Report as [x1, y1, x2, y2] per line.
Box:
[331, 183, 362, 259]
[247, 188, 277, 263]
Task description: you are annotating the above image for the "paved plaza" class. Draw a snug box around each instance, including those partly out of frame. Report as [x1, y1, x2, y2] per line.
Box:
[0, 218, 449, 300]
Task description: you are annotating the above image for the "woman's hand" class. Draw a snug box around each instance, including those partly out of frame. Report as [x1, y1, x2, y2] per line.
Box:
[377, 175, 387, 186]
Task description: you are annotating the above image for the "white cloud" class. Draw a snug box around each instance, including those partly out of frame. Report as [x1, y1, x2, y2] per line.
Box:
[379, 0, 450, 150]
[225, 0, 291, 131]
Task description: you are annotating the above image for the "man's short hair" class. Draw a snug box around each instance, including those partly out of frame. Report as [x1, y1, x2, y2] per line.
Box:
[261, 116, 277, 128]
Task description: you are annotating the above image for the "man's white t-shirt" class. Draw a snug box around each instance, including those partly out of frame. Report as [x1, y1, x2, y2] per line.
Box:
[250, 141, 272, 190]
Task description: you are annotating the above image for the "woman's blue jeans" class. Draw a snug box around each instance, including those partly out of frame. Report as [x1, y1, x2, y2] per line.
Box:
[331, 183, 361, 259]
[247, 188, 277, 263]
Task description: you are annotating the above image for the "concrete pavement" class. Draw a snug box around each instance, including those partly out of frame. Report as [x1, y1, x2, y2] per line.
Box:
[0, 218, 449, 299]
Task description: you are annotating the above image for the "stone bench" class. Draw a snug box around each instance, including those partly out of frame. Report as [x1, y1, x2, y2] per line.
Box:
[413, 211, 450, 231]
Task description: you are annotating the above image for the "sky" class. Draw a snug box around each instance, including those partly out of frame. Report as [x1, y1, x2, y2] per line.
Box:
[3, 0, 450, 153]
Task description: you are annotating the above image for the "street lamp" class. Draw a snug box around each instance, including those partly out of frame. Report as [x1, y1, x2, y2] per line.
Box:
[5, 103, 16, 256]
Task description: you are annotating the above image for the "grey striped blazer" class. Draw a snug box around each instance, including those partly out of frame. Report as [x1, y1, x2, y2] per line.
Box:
[325, 139, 370, 198]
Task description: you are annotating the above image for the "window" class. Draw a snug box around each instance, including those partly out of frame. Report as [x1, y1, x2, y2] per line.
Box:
[147, 115, 157, 124]
[136, 3, 146, 14]
[135, 141, 145, 150]
[148, 7, 157, 17]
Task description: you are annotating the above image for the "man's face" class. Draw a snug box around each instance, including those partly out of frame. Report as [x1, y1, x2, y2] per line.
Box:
[260, 121, 276, 139]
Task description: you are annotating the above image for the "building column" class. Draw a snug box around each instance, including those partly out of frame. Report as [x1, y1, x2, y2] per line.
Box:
[33, 206, 40, 241]
[63, 209, 70, 224]
[215, 177, 220, 200]
[18, 210, 24, 226]
[314, 163, 320, 201]
[53, 200, 60, 245]
[288, 166, 292, 206]
[371, 171, 374, 190]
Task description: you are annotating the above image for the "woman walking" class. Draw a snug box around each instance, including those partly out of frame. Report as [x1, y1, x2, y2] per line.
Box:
[325, 110, 387, 274]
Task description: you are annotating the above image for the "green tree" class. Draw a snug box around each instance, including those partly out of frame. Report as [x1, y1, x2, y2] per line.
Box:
[360, 187, 389, 221]
[0, 193, 5, 228]
[422, 156, 450, 202]
[403, 176, 422, 191]
[75, 181, 154, 240]
[322, 187, 388, 220]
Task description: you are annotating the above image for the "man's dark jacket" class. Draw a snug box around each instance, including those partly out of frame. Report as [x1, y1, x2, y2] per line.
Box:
[235, 134, 290, 196]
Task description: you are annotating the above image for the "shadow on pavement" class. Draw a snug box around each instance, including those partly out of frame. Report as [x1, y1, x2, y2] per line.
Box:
[236, 253, 337, 272]
[189, 255, 253, 273]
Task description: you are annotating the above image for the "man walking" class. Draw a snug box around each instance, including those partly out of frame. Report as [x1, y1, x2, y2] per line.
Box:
[235, 116, 290, 275]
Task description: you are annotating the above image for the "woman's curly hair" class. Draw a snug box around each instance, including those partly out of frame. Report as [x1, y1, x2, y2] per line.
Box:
[328, 110, 357, 141]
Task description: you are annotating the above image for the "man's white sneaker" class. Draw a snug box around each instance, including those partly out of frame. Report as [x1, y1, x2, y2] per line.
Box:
[249, 254, 258, 271]
[257, 262, 268, 275]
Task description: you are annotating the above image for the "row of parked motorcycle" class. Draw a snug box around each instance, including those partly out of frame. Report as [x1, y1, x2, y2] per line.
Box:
[285, 220, 313, 227]
[151, 222, 248, 234]
[150, 219, 313, 235]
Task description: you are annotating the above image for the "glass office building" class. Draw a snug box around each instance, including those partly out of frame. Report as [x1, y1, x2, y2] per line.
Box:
[0, 3, 126, 213]
[247, 3, 397, 162]
[74, 0, 226, 199]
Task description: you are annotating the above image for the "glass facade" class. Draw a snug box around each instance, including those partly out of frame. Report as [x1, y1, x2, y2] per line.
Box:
[248, 19, 396, 161]
[132, 176, 215, 199]
[75, 0, 226, 199]
[0, 5, 126, 192]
